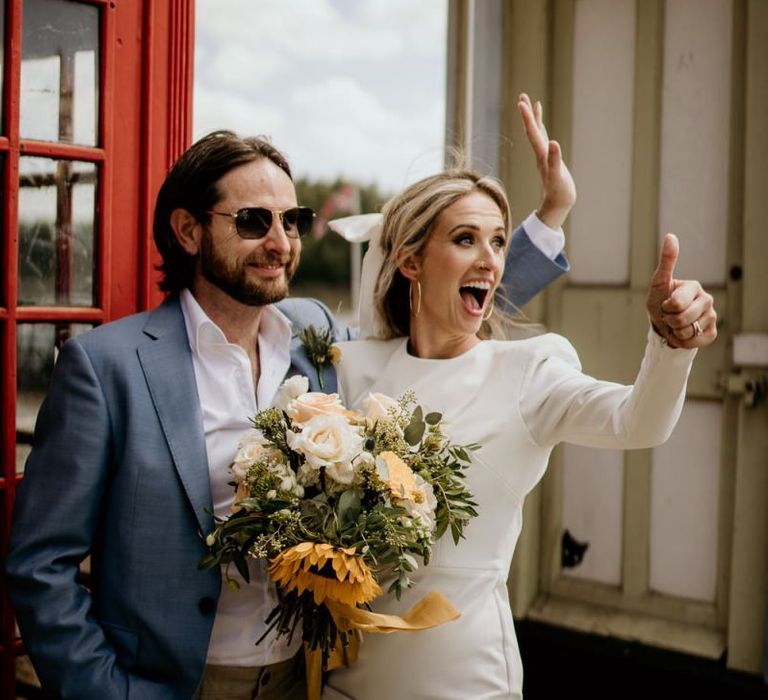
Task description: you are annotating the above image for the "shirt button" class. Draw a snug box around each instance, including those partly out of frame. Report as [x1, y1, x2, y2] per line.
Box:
[198, 597, 216, 615]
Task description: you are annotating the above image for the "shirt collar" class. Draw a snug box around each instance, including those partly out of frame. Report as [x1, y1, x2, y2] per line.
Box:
[179, 288, 293, 357]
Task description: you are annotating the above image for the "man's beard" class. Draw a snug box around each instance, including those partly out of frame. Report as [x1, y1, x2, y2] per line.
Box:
[199, 229, 298, 306]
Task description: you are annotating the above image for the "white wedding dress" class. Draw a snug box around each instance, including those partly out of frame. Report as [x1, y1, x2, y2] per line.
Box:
[323, 330, 695, 700]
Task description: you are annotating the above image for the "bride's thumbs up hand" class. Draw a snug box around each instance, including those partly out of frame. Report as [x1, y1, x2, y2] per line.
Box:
[646, 233, 717, 349]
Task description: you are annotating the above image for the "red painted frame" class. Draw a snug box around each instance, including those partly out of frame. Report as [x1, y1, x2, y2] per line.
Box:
[0, 1, 194, 696]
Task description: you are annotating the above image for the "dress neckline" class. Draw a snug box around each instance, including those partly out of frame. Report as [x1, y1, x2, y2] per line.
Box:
[397, 337, 488, 364]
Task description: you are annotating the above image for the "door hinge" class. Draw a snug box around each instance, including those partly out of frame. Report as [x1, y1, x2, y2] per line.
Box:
[719, 371, 768, 408]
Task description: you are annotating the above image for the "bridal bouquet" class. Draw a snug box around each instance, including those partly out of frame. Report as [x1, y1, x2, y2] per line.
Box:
[200, 375, 478, 668]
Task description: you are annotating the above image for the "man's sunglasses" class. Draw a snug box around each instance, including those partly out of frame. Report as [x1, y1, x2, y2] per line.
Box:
[206, 206, 315, 239]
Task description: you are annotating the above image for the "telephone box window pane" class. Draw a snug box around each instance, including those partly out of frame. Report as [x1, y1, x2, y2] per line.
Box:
[20, 0, 99, 146]
[18, 156, 97, 307]
[0, 157, 4, 300]
[16, 322, 93, 475]
[0, 1, 5, 131]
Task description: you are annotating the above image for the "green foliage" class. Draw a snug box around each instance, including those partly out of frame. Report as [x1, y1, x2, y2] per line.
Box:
[293, 177, 389, 285]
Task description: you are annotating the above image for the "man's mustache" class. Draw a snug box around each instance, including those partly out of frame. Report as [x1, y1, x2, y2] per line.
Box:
[244, 253, 294, 266]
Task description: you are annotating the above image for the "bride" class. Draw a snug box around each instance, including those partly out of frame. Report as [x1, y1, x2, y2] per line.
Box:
[323, 126, 717, 698]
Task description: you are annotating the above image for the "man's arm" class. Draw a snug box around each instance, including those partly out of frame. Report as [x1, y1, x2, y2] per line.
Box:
[503, 217, 570, 310]
[5, 339, 136, 698]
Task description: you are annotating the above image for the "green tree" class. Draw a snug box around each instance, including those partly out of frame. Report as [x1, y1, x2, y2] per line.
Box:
[293, 177, 389, 286]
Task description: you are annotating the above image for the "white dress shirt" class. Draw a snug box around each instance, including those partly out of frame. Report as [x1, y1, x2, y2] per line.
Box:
[180, 290, 300, 666]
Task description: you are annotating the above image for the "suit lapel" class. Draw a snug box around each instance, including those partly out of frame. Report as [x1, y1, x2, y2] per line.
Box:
[137, 298, 214, 535]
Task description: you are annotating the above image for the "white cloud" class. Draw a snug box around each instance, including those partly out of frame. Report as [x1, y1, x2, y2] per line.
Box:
[196, 43, 287, 93]
[193, 0, 448, 191]
[284, 77, 444, 190]
[193, 88, 284, 138]
[196, 0, 402, 62]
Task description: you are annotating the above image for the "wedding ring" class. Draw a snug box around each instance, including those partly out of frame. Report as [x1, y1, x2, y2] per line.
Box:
[692, 320, 702, 337]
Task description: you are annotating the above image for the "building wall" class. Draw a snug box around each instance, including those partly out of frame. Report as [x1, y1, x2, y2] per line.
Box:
[447, 0, 768, 677]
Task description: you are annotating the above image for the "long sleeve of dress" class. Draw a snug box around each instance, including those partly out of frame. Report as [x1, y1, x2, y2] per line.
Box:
[520, 328, 697, 449]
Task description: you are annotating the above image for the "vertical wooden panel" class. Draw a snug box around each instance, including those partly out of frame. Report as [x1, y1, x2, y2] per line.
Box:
[727, 393, 768, 673]
[499, 0, 553, 617]
[658, 0, 733, 286]
[469, 0, 502, 175]
[445, 0, 472, 159]
[498, 0, 549, 223]
[562, 445, 624, 585]
[568, 0, 635, 285]
[649, 401, 721, 602]
[741, 0, 768, 333]
[726, 0, 768, 674]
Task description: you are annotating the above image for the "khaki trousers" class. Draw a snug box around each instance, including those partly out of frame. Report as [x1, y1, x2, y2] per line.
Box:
[195, 653, 306, 700]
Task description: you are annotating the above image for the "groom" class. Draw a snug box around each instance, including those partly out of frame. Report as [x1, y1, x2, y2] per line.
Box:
[5, 125, 573, 699]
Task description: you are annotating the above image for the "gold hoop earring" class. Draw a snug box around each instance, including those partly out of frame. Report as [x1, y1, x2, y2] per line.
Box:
[409, 280, 422, 317]
[483, 297, 495, 321]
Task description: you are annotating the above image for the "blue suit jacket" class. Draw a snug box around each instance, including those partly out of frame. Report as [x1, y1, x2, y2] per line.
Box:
[5, 227, 566, 699]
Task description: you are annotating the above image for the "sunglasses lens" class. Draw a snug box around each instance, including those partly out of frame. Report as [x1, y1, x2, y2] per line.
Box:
[291, 207, 315, 237]
[235, 208, 272, 239]
[233, 207, 315, 239]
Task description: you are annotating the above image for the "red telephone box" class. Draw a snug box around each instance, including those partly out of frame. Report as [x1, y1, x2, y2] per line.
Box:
[0, 1, 194, 695]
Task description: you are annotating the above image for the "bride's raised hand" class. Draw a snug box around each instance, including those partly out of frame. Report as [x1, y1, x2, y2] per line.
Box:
[518, 92, 576, 230]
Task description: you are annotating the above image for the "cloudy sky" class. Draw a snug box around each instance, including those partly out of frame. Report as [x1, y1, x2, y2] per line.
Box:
[193, 0, 448, 194]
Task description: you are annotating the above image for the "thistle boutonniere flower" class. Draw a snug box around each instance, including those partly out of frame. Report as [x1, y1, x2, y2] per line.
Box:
[298, 325, 341, 390]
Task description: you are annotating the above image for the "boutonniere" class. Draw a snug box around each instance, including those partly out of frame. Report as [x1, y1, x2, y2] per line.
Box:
[297, 325, 341, 390]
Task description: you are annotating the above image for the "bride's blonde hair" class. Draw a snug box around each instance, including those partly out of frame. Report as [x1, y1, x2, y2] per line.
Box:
[373, 169, 521, 340]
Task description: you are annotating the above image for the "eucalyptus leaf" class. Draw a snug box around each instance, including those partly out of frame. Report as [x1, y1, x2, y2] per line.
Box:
[402, 553, 419, 571]
[337, 489, 362, 530]
[424, 412, 442, 425]
[404, 421, 425, 445]
[234, 556, 251, 583]
[198, 552, 220, 570]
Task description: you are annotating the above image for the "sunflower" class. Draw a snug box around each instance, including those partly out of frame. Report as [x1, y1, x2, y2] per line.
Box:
[269, 542, 381, 607]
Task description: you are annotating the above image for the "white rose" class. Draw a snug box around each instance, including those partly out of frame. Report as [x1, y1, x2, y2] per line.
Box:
[402, 473, 438, 531]
[361, 392, 400, 421]
[287, 392, 347, 425]
[273, 375, 310, 412]
[287, 414, 364, 485]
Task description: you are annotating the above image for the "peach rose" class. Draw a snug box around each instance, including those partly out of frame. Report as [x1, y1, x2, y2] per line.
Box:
[287, 392, 347, 425]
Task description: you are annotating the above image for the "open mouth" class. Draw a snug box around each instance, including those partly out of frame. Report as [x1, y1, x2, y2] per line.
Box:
[459, 283, 491, 315]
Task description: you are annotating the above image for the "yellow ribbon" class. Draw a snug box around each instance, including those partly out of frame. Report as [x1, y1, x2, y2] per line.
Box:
[303, 589, 460, 700]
